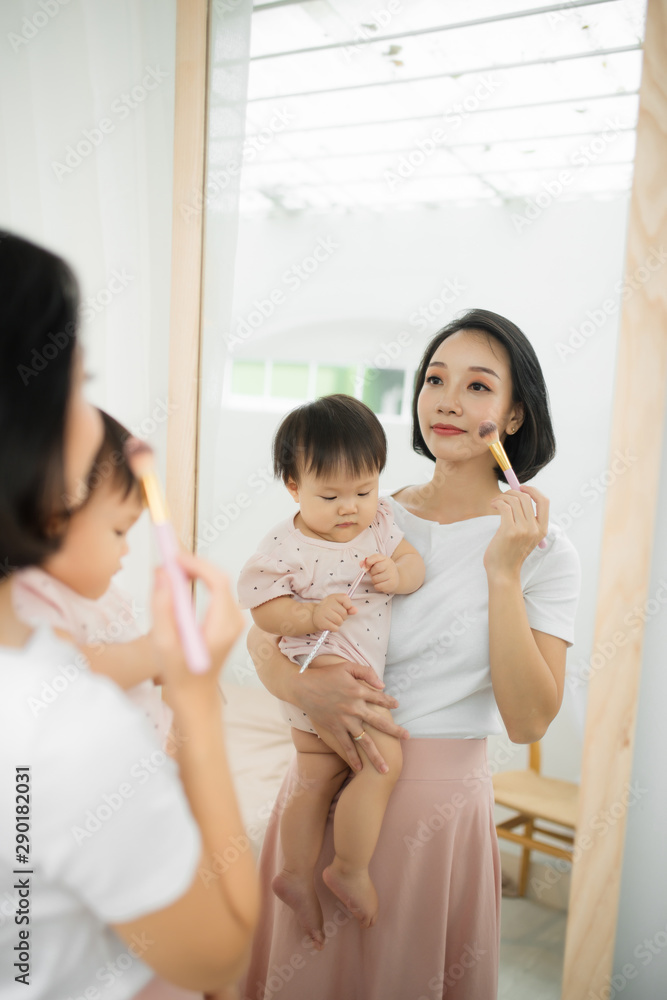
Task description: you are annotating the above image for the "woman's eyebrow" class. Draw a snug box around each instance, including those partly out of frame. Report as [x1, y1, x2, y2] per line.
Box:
[427, 361, 500, 379]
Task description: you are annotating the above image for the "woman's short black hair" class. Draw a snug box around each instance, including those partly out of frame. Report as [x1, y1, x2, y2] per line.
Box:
[273, 394, 387, 485]
[0, 232, 80, 571]
[412, 308, 555, 483]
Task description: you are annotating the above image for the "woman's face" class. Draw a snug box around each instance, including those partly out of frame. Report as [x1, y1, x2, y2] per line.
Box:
[417, 329, 524, 465]
[63, 350, 104, 505]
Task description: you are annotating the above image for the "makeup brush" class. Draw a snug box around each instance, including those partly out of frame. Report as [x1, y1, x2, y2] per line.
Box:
[125, 438, 211, 674]
[299, 564, 367, 674]
[478, 421, 547, 550]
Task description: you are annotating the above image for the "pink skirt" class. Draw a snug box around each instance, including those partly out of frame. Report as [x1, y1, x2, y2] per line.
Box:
[240, 737, 501, 1000]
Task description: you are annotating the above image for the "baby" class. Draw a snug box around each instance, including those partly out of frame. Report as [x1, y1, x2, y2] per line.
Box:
[238, 394, 424, 944]
[13, 409, 172, 745]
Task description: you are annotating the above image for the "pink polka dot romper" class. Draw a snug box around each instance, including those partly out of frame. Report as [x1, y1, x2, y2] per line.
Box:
[237, 497, 403, 733]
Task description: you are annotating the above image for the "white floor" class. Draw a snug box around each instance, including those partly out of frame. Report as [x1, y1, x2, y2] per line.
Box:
[498, 897, 567, 999]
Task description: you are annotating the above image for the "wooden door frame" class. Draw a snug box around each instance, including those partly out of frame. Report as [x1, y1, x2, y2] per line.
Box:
[562, 0, 667, 994]
[165, 0, 209, 552]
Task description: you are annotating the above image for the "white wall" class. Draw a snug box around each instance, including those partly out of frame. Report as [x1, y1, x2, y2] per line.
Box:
[201, 196, 634, 785]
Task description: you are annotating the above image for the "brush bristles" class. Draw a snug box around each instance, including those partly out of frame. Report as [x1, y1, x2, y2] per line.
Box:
[124, 438, 169, 523]
[478, 420, 498, 441]
[124, 438, 155, 479]
[478, 421, 512, 471]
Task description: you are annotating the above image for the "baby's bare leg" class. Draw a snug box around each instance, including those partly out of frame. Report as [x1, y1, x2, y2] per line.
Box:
[321, 706, 403, 928]
[273, 727, 349, 948]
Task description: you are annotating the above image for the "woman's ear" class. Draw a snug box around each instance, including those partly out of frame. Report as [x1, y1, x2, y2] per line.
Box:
[508, 402, 525, 434]
[286, 478, 300, 503]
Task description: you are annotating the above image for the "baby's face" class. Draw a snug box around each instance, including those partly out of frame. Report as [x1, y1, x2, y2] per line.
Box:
[44, 479, 144, 600]
[287, 467, 379, 544]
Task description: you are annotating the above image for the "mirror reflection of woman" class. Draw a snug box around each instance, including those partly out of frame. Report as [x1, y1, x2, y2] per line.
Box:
[243, 309, 581, 1000]
[0, 233, 258, 999]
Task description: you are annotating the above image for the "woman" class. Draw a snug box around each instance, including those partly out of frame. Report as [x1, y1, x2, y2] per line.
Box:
[242, 309, 580, 1000]
[0, 232, 259, 998]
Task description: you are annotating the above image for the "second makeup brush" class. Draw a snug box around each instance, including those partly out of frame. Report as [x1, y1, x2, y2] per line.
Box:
[299, 564, 367, 674]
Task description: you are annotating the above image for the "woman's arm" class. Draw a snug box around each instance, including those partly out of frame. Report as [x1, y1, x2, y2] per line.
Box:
[485, 485, 565, 743]
[248, 625, 409, 773]
[112, 555, 260, 992]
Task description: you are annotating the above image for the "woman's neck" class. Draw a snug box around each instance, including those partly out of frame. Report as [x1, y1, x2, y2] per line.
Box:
[0, 578, 33, 648]
[400, 458, 503, 523]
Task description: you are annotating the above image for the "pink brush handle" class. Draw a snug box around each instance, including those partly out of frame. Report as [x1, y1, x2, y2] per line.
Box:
[347, 564, 369, 599]
[155, 522, 211, 674]
[503, 469, 547, 550]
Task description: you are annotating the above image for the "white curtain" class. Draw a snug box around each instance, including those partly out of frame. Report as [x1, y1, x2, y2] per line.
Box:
[0, 0, 176, 617]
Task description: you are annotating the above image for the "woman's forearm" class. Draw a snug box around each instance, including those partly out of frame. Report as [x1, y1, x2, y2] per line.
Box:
[172, 688, 260, 931]
[487, 572, 559, 743]
[248, 626, 300, 704]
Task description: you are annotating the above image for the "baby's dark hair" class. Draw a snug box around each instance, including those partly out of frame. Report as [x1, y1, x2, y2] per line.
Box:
[86, 410, 141, 501]
[273, 394, 387, 485]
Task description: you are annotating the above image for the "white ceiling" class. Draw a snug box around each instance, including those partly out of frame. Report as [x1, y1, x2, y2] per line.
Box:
[220, 0, 647, 213]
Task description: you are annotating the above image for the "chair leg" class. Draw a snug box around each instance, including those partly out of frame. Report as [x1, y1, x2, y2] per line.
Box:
[518, 819, 534, 897]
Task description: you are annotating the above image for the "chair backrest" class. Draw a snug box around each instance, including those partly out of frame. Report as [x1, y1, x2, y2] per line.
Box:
[529, 741, 541, 773]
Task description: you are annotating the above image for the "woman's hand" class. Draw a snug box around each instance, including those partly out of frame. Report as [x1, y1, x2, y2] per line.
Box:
[154, 551, 244, 703]
[298, 659, 409, 773]
[248, 627, 408, 773]
[484, 485, 548, 581]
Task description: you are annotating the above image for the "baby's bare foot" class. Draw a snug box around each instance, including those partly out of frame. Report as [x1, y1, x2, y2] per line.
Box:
[272, 869, 325, 949]
[322, 860, 378, 928]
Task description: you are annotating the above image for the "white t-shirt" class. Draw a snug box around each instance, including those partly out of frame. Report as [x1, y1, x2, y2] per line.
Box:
[383, 497, 581, 739]
[0, 626, 201, 1000]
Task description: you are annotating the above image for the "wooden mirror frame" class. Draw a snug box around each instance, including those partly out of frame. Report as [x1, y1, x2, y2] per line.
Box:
[164, 1, 667, 996]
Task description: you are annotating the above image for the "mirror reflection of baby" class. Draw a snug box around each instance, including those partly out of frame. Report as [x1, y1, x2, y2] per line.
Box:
[238, 395, 425, 946]
[12, 410, 173, 746]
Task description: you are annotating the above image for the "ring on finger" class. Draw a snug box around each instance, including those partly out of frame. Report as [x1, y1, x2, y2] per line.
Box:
[352, 730, 365, 742]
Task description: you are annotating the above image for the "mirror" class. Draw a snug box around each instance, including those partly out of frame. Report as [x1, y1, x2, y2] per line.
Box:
[196, 1, 648, 995]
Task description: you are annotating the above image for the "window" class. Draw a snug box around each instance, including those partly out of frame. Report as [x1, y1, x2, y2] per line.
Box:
[361, 368, 405, 416]
[315, 365, 356, 396]
[225, 358, 411, 420]
[270, 363, 309, 398]
[231, 360, 265, 395]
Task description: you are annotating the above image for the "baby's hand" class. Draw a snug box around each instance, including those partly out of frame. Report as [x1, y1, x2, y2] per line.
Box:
[312, 593, 357, 632]
[363, 554, 400, 594]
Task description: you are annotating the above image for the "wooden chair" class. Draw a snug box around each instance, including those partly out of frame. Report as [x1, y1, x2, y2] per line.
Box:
[491, 742, 579, 897]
